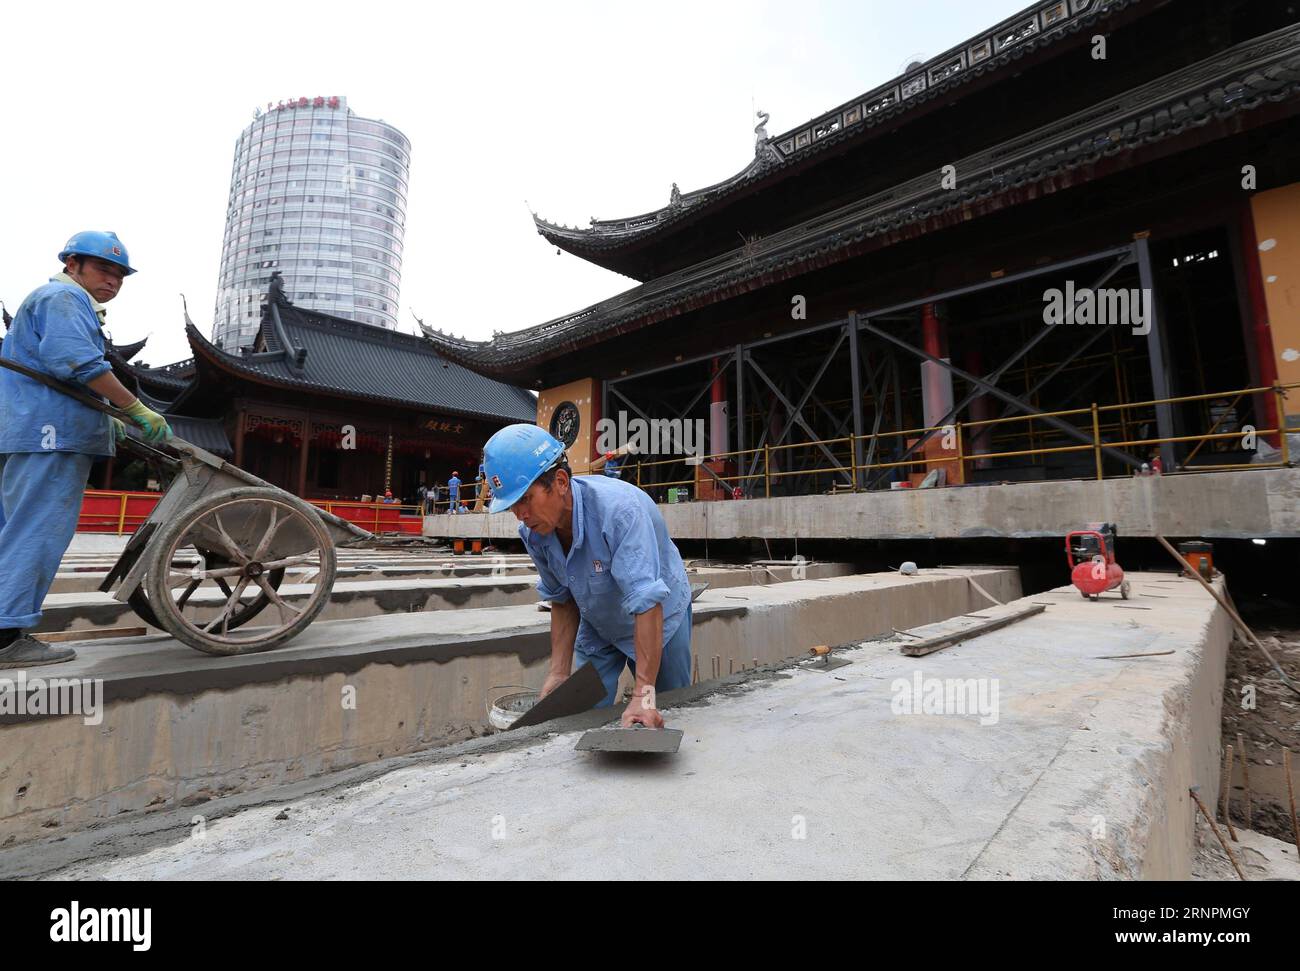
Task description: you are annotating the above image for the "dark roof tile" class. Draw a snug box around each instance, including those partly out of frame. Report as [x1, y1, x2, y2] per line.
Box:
[190, 304, 537, 423]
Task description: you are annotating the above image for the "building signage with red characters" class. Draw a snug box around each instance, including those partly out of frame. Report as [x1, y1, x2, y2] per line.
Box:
[265, 96, 341, 112]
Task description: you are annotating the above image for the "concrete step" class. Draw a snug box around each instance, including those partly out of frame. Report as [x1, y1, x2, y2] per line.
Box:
[0, 566, 1022, 851]
[428, 467, 1300, 541]
[50, 561, 541, 594]
[50, 549, 538, 594]
[37, 562, 859, 634]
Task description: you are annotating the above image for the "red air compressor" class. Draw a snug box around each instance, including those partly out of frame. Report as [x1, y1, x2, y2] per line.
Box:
[1066, 522, 1130, 601]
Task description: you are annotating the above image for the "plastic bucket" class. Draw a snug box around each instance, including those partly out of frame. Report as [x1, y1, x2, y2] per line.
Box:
[486, 686, 539, 731]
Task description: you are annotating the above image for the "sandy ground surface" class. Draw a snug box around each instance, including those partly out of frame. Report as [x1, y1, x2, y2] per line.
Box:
[1219, 593, 1300, 845]
[1192, 815, 1298, 880]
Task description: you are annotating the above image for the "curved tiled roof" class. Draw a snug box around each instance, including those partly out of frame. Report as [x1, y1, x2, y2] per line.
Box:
[534, 0, 1141, 265]
[430, 24, 1300, 376]
[188, 303, 538, 422]
[107, 336, 148, 362]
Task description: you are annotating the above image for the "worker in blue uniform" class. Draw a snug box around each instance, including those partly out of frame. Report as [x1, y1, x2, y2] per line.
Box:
[447, 470, 461, 514]
[0, 232, 173, 667]
[483, 424, 692, 728]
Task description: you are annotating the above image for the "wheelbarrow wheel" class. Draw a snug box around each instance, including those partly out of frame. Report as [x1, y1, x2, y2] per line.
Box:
[144, 486, 337, 656]
[128, 551, 285, 632]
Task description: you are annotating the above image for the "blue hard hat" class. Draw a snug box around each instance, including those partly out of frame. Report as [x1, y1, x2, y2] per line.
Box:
[483, 423, 566, 513]
[58, 231, 138, 275]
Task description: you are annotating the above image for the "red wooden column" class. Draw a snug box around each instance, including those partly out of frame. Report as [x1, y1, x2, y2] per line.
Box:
[919, 302, 962, 484]
[296, 416, 311, 499]
[233, 409, 246, 467]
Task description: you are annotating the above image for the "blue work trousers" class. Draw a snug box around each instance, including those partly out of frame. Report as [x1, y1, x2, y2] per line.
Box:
[578, 602, 694, 708]
[0, 452, 94, 629]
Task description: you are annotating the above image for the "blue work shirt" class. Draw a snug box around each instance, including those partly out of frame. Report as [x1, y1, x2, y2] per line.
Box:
[0, 280, 114, 456]
[520, 473, 690, 659]
[448, 475, 461, 497]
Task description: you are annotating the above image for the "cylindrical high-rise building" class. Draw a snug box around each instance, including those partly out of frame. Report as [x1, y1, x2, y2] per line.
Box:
[213, 96, 410, 348]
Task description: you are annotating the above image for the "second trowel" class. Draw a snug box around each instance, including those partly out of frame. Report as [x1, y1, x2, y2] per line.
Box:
[575, 724, 684, 753]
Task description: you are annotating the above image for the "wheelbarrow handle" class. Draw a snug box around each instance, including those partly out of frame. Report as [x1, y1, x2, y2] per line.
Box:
[0, 355, 182, 469]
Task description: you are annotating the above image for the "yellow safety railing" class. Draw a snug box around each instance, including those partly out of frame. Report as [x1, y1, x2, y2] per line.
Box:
[427, 482, 491, 515]
[623, 382, 1294, 498]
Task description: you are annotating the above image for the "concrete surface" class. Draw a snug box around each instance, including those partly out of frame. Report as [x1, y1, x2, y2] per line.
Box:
[37, 563, 859, 632]
[0, 568, 1017, 848]
[24, 571, 1231, 880]
[49, 561, 542, 595]
[36, 575, 548, 632]
[66, 534, 132, 554]
[430, 467, 1300, 540]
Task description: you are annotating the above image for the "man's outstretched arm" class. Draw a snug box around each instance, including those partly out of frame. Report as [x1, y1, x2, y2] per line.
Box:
[540, 597, 579, 698]
[625, 602, 665, 728]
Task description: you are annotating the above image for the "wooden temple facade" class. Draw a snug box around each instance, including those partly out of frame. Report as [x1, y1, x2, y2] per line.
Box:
[419, 0, 1300, 499]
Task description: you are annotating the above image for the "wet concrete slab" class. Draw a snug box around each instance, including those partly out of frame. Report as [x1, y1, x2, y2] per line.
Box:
[37, 572, 1227, 880]
[0, 568, 1020, 854]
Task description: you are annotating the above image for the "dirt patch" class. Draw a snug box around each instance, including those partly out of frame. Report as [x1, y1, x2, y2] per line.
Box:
[1192, 813, 1299, 881]
[1219, 593, 1300, 845]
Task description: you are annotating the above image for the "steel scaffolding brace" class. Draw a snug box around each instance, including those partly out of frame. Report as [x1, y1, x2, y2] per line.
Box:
[863, 252, 1141, 488]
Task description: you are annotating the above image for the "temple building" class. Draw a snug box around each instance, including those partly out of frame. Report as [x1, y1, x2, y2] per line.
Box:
[420, 0, 1300, 500]
[106, 290, 536, 501]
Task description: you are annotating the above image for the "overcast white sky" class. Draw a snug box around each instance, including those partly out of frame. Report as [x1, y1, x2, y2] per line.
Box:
[2, 0, 1029, 367]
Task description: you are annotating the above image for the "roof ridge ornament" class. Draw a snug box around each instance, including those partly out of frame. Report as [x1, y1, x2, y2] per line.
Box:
[754, 109, 770, 153]
[670, 183, 682, 208]
[180, 292, 198, 332]
[268, 270, 293, 308]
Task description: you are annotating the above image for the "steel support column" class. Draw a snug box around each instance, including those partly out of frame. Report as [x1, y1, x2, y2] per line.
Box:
[734, 345, 745, 484]
[847, 314, 865, 488]
[1135, 236, 1176, 470]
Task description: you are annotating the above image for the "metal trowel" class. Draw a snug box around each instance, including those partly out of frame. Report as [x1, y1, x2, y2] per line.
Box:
[576, 724, 684, 754]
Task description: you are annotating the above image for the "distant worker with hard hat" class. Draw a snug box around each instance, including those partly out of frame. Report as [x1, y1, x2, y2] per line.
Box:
[447, 470, 461, 514]
[482, 424, 692, 728]
[0, 232, 172, 667]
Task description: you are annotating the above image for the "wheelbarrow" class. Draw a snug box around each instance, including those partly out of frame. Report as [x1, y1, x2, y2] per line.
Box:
[0, 357, 373, 655]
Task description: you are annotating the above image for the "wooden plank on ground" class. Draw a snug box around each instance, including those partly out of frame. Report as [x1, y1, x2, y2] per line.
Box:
[34, 627, 148, 643]
[899, 603, 1046, 657]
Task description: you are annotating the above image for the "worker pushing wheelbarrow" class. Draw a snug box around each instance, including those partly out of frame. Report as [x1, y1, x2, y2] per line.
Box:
[0, 233, 371, 662]
[2, 353, 373, 655]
